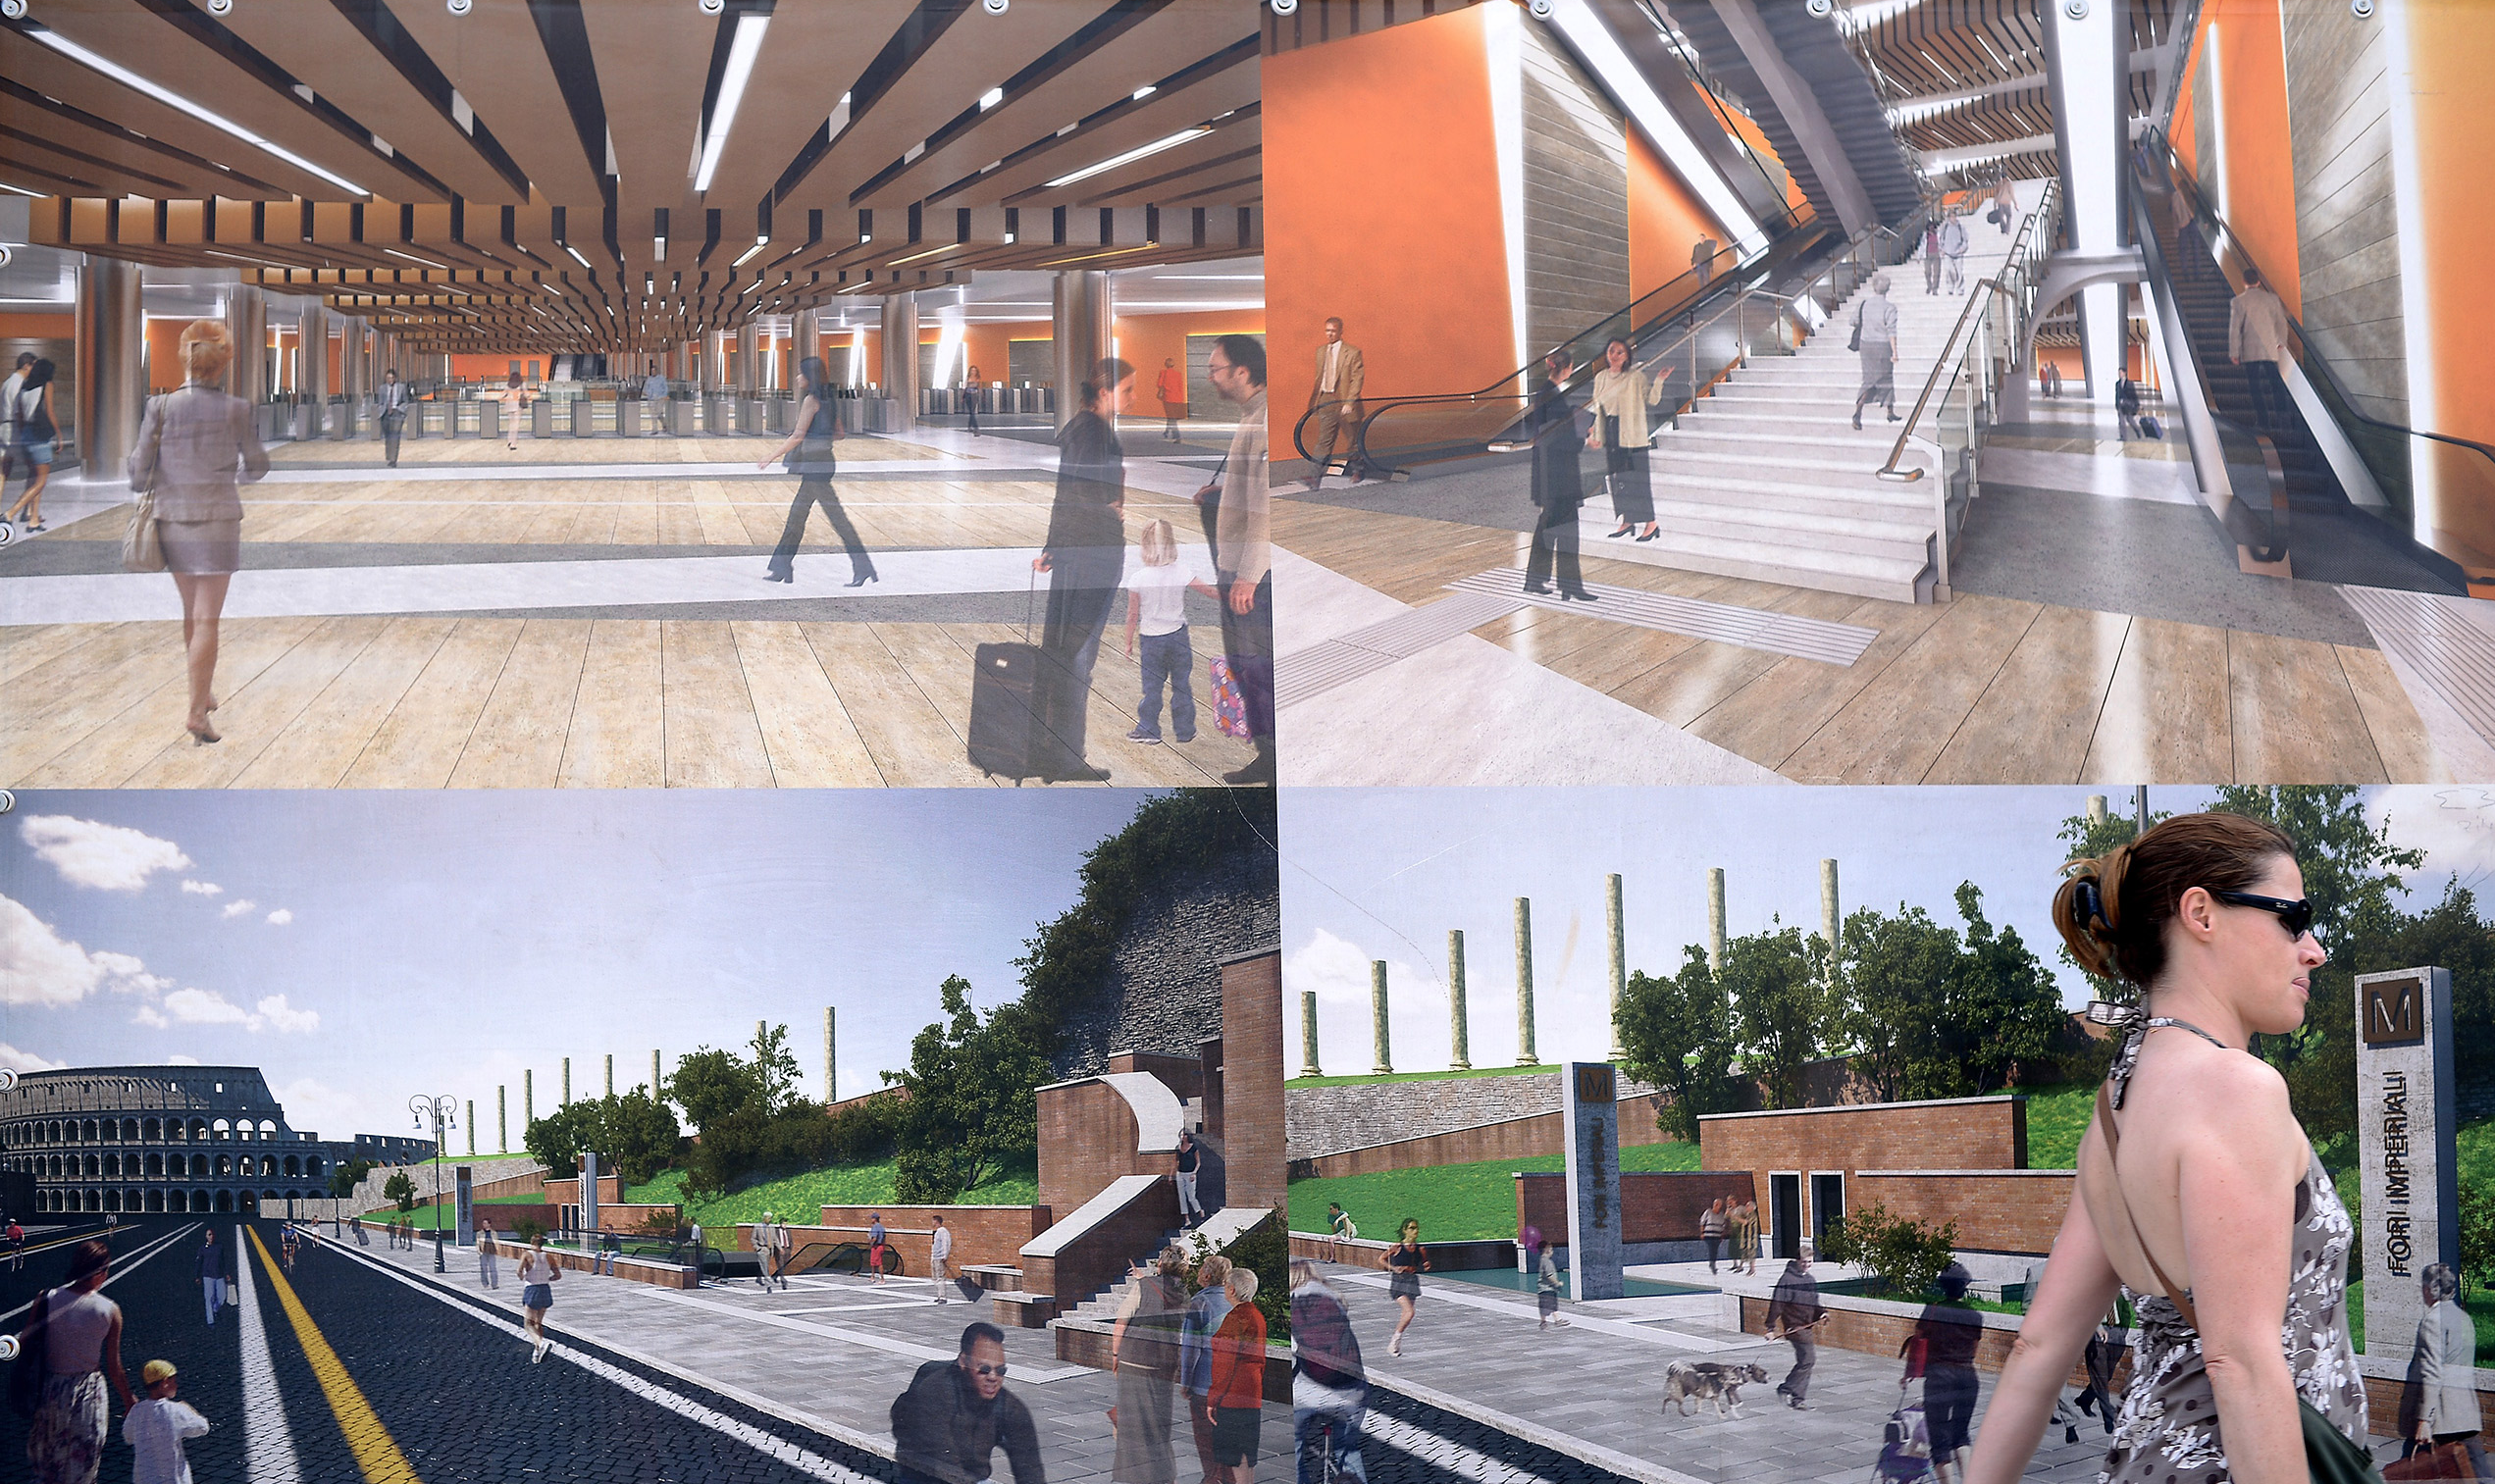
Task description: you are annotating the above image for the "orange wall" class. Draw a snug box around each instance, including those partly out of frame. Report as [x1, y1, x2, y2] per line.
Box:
[1629, 130, 1731, 305]
[2193, 0, 2301, 316]
[1266, 5, 1519, 428]
[1110, 310, 1268, 400]
[0, 314, 76, 340]
[2411, 0, 2494, 454]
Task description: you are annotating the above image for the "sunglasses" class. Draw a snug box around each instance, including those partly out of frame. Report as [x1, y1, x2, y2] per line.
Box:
[2209, 891, 2314, 939]
[969, 1363, 1008, 1379]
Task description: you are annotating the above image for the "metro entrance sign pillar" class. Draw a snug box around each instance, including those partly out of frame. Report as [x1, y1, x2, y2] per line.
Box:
[1561, 1060, 1625, 1302]
[2354, 966, 2458, 1363]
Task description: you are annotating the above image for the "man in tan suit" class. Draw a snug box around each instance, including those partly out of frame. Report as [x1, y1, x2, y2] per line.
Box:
[1303, 317, 1364, 491]
[2227, 266, 2293, 433]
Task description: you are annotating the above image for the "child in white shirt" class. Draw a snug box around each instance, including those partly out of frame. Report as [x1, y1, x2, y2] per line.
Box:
[124, 1359, 210, 1484]
[1121, 520, 1219, 745]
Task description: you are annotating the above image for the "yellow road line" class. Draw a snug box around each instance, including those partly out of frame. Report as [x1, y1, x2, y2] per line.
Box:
[245, 1226, 426, 1484]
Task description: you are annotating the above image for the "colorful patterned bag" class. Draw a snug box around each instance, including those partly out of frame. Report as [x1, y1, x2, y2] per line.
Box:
[1207, 657, 1252, 740]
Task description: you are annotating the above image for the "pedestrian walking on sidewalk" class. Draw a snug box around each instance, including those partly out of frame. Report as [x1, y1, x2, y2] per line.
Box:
[1768, 1245, 1827, 1408]
[1905, 1262, 1982, 1484]
[1111, 1248, 1185, 1484]
[1700, 1198, 1728, 1274]
[1291, 1260, 1367, 1484]
[24, 1239, 134, 1484]
[1851, 275, 1902, 431]
[1182, 1256, 1236, 1484]
[1535, 1240, 1568, 1330]
[124, 1359, 209, 1484]
[1940, 210, 1969, 294]
[476, 1222, 499, 1290]
[196, 1231, 223, 1328]
[868, 1214, 890, 1286]
[1385, 1219, 1429, 1357]
[519, 1235, 560, 1363]
[1732, 1200, 1760, 1275]
[930, 1216, 955, 1304]
[768, 1218, 791, 1292]
[8, 1219, 24, 1272]
[1206, 1269, 1267, 1484]
[1174, 1133, 1206, 1227]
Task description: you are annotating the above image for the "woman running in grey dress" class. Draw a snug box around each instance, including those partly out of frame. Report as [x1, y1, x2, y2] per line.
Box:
[1962, 812, 2365, 1484]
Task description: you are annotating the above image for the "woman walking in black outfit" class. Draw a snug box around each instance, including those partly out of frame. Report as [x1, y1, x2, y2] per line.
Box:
[1385, 1218, 1429, 1356]
[1904, 1262, 1984, 1484]
[758, 356, 876, 587]
[1030, 357, 1133, 784]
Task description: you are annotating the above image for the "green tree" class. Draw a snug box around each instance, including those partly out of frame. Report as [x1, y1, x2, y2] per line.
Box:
[329, 1158, 375, 1201]
[666, 1046, 759, 1132]
[1839, 902, 1962, 1103]
[524, 1100, 598, 1181]
[889, 976, 1054, 1203]
[1724, 925, 1824, 1109]
[592, 1088, 682, 1185]
[2053, 797, 2169, 1005]
[746, 1022, 804, 1117]
[1948, 884, 2064, 1094]
[383, 1171, 417, 1212]
[1616, 947, 1740, 1141]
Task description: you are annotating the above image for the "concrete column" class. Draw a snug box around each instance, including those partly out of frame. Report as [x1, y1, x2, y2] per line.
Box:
[1299, 990, 1322, 1078]
[879, 293, 919, 429]
[1514, 897, 1537, 1066]
[561, 1057, 570, 1107]
[522, 1070, 532, 1127]
[1051, 270, 1112, 431]
[1821, 859, 1841, 984]
[338, 319, 361, 405]
[497, 1086, 506, 1153]
[794, 308, 821, 373]
[1606, 874, 1628, 1060]
[603, 1053, 613, 1099]
[466, 1100, 475, 1156]
[74, 256, 142, 477]
[824, 1007, 836, 1104]
[736, 320, 758, 394]
[297, 304, 328, 435]
[1370, 961, 1392, 1075]
[1707, 868, 1727, 976]
[1448, 930, 1471, 1070]
[227, 287, 266, 403]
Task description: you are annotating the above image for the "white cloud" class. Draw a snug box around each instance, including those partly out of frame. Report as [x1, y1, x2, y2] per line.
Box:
[220, 900, 257, 920]
[2373, 789, 2495, 900]
[132, 1006, 170, 1029]
[269, 1077, 360, 1141]
[181, 880, 223, 897]
[166, 1054, 200, 1066]
[19, 815, 192, 892]
[0, 896, 164, 1007]
[0, 1042, 66, 1072]
[163, 988, 254, 1026]
[254, 995, 318, 1034]
[265, 908, 294, 926]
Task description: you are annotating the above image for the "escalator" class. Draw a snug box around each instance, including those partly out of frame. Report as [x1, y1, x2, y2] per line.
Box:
[2135, 130, 2476, 595]
[1290, 202, 1895, 484]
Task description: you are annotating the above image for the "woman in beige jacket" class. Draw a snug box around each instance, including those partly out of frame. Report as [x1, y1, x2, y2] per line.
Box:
[1585, 335, 1666, 541]
[126, 320, 270, 744]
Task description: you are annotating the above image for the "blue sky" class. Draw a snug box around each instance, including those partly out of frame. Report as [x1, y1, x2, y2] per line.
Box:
[0, 791, 1159, 1148]
[1275, 787, 2495, 1077]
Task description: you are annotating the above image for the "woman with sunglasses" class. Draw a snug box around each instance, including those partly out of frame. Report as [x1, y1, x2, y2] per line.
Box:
[1962, 812, 2363, 1484]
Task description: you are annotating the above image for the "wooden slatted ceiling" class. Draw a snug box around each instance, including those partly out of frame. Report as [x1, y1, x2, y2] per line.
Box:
[932, 62, 1257, 210]
[385, 0, 606, 208]
[865, 4, 1252, 209]
[578, 0, 712, 263]
[773, 0, 1105, 214]
[28, 0, 443, 201]
[683, 0, 925, 222]
[217, 1, 524, 205]
[1071, 119, 1262, 209]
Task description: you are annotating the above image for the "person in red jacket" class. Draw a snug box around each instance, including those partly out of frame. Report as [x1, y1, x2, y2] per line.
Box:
[1203, 1267, 1267, 1484]
[1156, 358, 1187, 443]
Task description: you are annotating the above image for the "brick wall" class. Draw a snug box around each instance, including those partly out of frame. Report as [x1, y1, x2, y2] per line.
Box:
[1297, 1100, 1684, 1179]
[542, 1173, 623, 1206]
[1287, 1234, 1517, 1272]
[1847, 1171, 2073, 1254]
[1109, 1051, 1204, 1104]
[1038, 1079, 1177, 1219]
[1514, 1171, 1756, 1247]
[1736, 1295, 2117, 1390]
[1285, 1071, 1675, 1163]
[460, 1203, 556, 1235]
[762, 1204, 1051, 1273]
[1701, 1097, 2028, 1244]
[1220, 948, 1285, 1213]
[1021, 1178, 1181, 1310]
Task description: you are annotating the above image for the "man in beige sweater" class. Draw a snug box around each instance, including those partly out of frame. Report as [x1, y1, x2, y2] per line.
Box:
[2228, 267, 2294, 432]
[1206, 334, 1273, 786]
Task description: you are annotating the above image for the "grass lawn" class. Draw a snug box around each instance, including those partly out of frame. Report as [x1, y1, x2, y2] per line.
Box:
[1287, 1140, 1700, 1242]
[623, 1156, 1040, 1232]
[1287, 1065, 1559, 1090]
[2019, 1082, 2098, 1169]
[378, 1195, 546, 1230]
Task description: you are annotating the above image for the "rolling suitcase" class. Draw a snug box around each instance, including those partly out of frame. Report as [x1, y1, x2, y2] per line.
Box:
[968, 572, 1047, 782]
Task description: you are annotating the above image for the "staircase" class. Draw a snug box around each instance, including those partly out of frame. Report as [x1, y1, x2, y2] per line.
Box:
[2146, 194, 2464, 594]
[1058, 1206, 1269, 1327]
[1578, 204, 2029, 602]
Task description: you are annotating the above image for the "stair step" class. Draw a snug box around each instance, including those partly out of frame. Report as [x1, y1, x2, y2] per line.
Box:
[1572, 522, 1930, 603]
[1587, 498, 1933, 562]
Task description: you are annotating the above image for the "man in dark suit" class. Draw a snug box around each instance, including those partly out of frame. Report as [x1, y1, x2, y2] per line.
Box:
[1523, 350, 1593, 602]
[376, 370, 411, 467]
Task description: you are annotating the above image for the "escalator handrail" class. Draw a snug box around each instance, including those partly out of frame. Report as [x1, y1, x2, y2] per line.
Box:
[1304, 205, 1891, 479]
[1287, 199, 1822, 468]
[2141, 128, 2495, 473]
[1875, 179, 2061, 482]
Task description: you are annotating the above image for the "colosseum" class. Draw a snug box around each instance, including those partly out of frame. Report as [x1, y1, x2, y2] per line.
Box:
[2, 1064, 433, 1216]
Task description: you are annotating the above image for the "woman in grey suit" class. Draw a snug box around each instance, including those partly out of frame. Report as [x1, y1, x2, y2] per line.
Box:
[126, 319, 270, 744]
[2407, 1263, 2486, 1477]
[1851, 274, 1901, 431]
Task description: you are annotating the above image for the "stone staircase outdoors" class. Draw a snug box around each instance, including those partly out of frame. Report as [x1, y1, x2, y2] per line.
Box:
[1058, 1204, 1269, 1327]
[1578, 198, 2032, 603]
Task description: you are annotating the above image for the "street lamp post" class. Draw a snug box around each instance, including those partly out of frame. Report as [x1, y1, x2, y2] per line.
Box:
[409, 1095, 456, 1274]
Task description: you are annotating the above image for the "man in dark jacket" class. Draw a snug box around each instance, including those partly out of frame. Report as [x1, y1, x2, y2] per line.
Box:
[1766, 1246, 1826, 1408]
[1523, 351, 1592, 602]
[199, 1229, 225, 1326]
[1291, 1262, 1367, 1484]
[894, 1323, 1046, 1484]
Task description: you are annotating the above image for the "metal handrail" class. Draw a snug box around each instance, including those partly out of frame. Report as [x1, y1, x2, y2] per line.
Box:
[1876, 178, 2060, 482]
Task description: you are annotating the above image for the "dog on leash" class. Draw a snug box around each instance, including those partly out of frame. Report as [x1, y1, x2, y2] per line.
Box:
[1661, 1360, 1773, 1419]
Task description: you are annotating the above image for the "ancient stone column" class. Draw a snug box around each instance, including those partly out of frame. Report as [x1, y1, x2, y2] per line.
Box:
[2087, 795, 2106, 828]
[465, 1100, 475, 1156]
[1448, 930, 1471, 1070]
[1299, 991, 1322, 1078]
[497, 1085, 506, 1153]
[1707, 869, 1727, 976]
[561, 1057, 570, 1107]
[653, 1049, 663, 1100]
[1606, 874, 1628, 1059]
[825, 1006, 837, 1104]
[604, 1053, 613, 1099]
[1515, 897, 1538, 1065]
[523, 1070, 533, 1128]
[1371, 961, 1392, 1075]
[1821, 858, 1841, 984]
